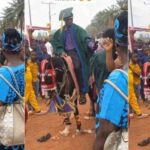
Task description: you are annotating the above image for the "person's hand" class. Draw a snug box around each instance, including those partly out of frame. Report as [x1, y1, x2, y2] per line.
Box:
[0, 101, 4, 106]
[61, 52, 67, 57]
[102, 38, 113, 52]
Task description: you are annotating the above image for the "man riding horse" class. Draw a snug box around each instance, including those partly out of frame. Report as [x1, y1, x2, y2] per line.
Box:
[52, 7, 98, 104]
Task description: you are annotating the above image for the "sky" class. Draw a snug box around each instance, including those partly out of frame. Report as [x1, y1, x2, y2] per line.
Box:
[1, 0, 150, 29]
[128, 0, 150, 28]
[25, 0, 117, 30]
[0, 0, 12, 18]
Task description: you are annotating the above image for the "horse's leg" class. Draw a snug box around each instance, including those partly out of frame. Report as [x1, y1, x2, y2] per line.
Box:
[60, 114, 71, 136]
[74, 99, 82, 132]
[88, 86, 97, 117]
[90, 100, 96, 117]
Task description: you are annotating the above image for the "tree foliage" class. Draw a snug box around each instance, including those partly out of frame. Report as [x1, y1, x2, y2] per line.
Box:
[1, 0, 24, 32]
[86, 0, 128, 37]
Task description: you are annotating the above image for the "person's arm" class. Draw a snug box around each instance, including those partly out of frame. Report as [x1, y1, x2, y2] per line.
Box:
[0, 70, 10, 104]
[102, 38, 115, 71]
[0, 101, 3, 106]
[94, 71, 128, 150]
[77, 25, 97, 52]
[93, 119, 117, 150]
[51, 29, 65, 56]
[106, 50, 115, 71]
[129, 64, 141, 77]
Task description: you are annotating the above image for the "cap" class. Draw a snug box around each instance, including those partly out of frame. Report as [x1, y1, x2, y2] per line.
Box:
[114, 11, 128, 46]
[59, 7, 73, 21]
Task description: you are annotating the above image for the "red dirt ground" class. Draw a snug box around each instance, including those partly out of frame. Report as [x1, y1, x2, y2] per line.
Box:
[26, 99, 150, 150]
[25, 99, 95, 150]
[129, 103, 150, 150]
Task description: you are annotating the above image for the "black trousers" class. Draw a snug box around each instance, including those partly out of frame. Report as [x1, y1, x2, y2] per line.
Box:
[140, 78, 145, 101]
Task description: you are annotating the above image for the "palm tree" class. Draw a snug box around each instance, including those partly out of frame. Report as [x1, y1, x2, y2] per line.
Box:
[117, 0, 128, 11]
[2, 0, 24, 32]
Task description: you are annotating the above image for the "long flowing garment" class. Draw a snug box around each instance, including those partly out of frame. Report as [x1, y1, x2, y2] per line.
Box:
[0, 64, 24, 150]
[128, 68, 142, 115]
[25, 66, 41, 112]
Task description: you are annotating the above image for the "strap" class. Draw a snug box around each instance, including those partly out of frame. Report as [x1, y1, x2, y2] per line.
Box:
[62, 56, 79, 95]
[2, 66, 20, 93]
[0, 74, 24, 101]
[104, 79, 128, 103]
[58, 69, 68, 95]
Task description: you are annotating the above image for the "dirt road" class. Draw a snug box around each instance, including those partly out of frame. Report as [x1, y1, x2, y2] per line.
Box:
[129, 103, 150, 150]
[26, 99, 150, 150]
[26, 99, 95, 150]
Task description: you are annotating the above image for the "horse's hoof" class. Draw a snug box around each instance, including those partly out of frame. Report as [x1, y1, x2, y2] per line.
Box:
[76, 129, 82, 135]
[59, 130, 70, 136]
[79, 95, 86, 105]
[84, 116, 95, 120]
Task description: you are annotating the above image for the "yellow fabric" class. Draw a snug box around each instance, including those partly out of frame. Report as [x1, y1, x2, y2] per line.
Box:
[128, 69, 142, 115]
[25, 66, 40, 112]
[28, 59, 38, 82]
[129, 62, 141, 85]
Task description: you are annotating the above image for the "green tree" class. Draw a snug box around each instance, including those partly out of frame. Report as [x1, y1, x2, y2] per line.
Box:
[2, 0, 24, 32]
[86, 0, 127, 37]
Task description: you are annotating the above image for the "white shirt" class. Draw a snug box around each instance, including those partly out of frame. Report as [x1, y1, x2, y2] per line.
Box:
[45, 42, 53, 56]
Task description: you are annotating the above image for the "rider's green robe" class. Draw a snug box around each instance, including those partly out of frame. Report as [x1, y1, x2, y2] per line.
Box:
[52, 24, 93, 93]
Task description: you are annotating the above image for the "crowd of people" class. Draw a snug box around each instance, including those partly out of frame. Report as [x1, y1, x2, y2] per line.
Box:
[24, 8, 129, 149]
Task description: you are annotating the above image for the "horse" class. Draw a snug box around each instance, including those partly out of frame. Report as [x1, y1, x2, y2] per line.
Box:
[42, 55, 82, 136]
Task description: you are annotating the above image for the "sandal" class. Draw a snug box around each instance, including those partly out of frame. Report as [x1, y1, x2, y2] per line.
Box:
[37, 133, 51, 142]
[137, 113, 149, 119]
[79, 94, 86, 105]
[138, 137, 150, 146]
[35, 110, 47, 115]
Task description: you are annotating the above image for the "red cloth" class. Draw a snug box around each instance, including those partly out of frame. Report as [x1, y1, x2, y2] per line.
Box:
[45, 68, 56, 89]
[62, 56, 79, 95]
[143, 62, 150, 86]
[40, 59, 56, 91]
[41, 60, 48, 91]
[25, 105, 28, 123]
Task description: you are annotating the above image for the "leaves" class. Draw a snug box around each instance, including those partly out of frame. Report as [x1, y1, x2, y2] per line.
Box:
[0, 0, 24, 32]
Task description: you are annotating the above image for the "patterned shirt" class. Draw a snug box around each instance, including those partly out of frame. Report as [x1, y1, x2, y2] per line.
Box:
[96, 69, 128, 129]
[28, 59, 38, 82]
[0, 64, 24, 150]
[129, 61, 141, 85]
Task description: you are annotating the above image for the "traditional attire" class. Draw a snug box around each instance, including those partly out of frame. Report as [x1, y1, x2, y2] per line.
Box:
[0, 64, 24, 150]
[25, 65, 41, 113]
[96, 69, 128, 130]
[128, 68, 142, 115]
[90, 50, 110, 90]
[28, 59, 39, 97]
[52, 24, 93, 94]
[40, 59, 49, 97]
[129, 61, 141, 100]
